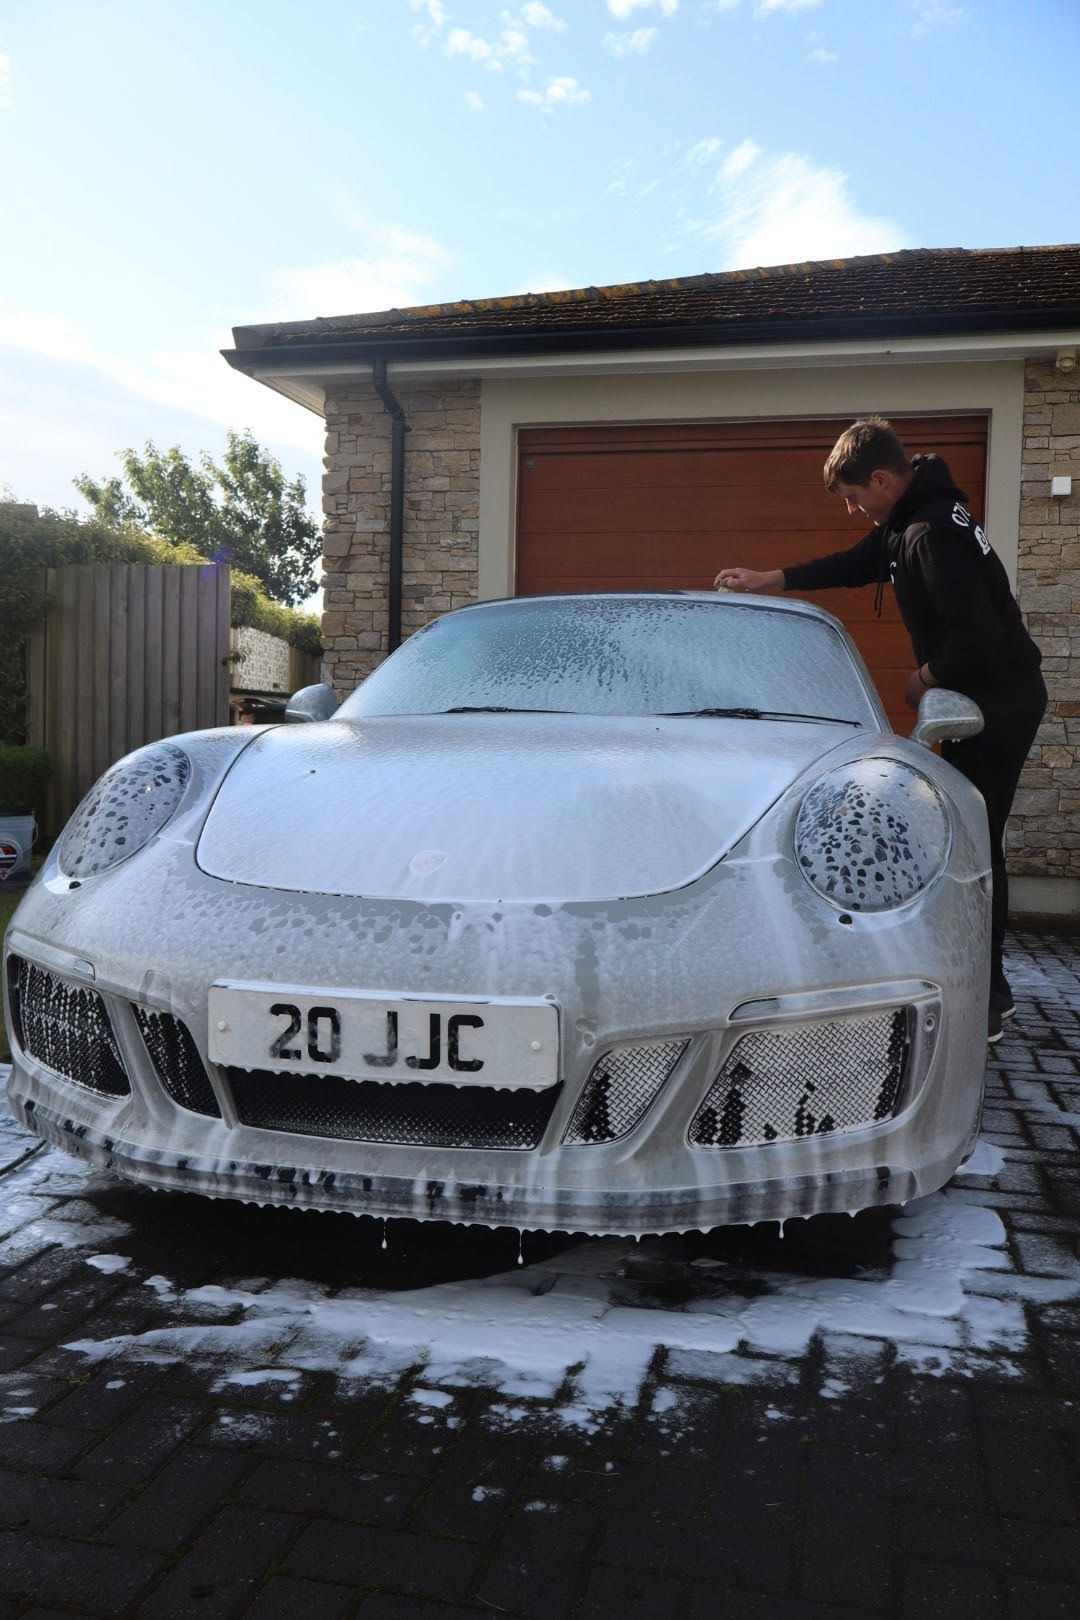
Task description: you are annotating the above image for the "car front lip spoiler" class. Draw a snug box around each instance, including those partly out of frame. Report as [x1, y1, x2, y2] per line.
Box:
[12, 1092, 923, 1237]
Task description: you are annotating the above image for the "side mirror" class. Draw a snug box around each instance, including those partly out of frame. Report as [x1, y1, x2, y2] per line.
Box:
[910, 687, 984, 749]
[284, 683, 339, 724]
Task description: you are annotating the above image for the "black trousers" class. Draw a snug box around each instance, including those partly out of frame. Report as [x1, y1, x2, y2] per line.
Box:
[942, 671, 1048, 985]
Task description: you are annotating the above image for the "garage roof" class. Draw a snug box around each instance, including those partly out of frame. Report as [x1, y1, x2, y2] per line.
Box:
[228, 244, 1080, 367]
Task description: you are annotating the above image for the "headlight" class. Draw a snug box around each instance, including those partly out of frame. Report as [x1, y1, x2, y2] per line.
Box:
[58, 743, 190, 879]
[794, 759, 950, 913]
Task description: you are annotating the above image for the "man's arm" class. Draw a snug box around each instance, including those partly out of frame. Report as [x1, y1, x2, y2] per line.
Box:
[715, 528, 884, 594]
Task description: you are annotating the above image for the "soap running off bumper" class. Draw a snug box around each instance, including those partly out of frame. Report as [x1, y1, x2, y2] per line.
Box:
[5, 941, 985, 1234]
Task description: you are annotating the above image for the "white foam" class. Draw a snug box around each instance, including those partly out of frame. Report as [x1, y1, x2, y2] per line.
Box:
[219, 1368, 301, 1388]
[408, 1387, 454, 1409]
[8, 1135, 1073, 1428]
[954, 1141, 1008, 1176]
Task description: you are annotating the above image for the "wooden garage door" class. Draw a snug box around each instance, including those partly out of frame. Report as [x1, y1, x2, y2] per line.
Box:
[516, 416, 988, 736]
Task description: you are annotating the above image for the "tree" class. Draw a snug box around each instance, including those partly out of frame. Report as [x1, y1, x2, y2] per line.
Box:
[76, 430, 321, 607]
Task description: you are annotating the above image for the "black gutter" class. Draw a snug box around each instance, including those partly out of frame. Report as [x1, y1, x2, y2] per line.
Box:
[371, 359, 410, 654]
[223, 307, 1080, 374]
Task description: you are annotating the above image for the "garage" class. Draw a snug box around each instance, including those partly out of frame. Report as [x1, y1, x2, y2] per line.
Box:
[516, 415, 988, 735]
[226, 241, 1080, 913]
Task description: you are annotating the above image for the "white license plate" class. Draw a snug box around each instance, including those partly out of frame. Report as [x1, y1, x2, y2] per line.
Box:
[207, 982, 559, 1089]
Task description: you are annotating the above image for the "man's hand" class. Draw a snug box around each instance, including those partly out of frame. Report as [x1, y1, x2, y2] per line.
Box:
[714, 567, 785, 594]
[905, 665, 938, 710]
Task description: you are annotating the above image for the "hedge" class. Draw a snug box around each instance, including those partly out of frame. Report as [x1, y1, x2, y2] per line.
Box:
[0, 744, 51, 817]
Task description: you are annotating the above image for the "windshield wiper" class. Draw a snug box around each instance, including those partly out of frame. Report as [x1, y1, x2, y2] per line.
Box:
[659, 708, 861, 726]
[438, 705, 571, 714]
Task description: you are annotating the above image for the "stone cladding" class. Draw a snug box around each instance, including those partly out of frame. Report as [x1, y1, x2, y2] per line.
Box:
[320, 378, 480, 696]
[1009, 360, 1080, 881]
[230, 626, 292, 695]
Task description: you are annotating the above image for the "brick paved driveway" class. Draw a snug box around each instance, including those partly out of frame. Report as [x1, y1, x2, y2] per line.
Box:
[0, 927, 1077, 1619]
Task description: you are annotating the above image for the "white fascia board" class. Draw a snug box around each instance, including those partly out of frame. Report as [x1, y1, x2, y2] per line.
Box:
[243, 326, 1080, 409]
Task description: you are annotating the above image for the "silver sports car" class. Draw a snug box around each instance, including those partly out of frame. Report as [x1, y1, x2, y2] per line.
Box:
[4, 592, 991, 1235]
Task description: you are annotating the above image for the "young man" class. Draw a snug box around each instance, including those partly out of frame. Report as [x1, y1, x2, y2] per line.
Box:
[715, 416, 1046, 1044]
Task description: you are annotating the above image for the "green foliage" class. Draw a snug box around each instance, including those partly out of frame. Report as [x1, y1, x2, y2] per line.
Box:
[230, 571, 324, 655]
[0, 743, 51, 815]
[76, 429, 322, 607]
[0, 502, 321, 745]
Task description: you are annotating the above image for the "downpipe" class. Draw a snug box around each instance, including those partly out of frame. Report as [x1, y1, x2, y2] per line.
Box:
[372, 358, 410, 654]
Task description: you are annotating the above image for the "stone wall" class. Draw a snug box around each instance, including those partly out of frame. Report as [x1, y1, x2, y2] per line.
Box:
[321, 378, 480, 696]
[230, 625, 293, 694]
[1008, 359, 1080, 880]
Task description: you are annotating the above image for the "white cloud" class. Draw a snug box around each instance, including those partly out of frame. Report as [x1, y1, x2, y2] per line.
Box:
[519, 2, 567, 28]
[721, 137, 760, 178]
[446, 27, 495, 61]
[0, 307, 325, 481]
[753, 0, 822, 16]
[517, 75, 590, 109]
[606, 158, 636, 195]
[465, 88, 485, 109]
[408, 0, 448, 46]
[410, 0, 448, 23]
[0, 51, 12, 110]
[683, 148, 905, 268]
[910, 3, 966, 36]
[498, 24, 534, 67]
[443, 21, 536, 73]
[807, 46, 836, 63]
[606, 0, 678, 20]
[261, 217, 453, 319]
[683, 136, 723, 165]
[604, 27, 660, 55]
[704, 0, 741, 12]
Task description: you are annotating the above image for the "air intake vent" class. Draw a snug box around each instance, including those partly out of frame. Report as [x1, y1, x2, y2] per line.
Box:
[7, 955, 129, 1098]
[565, 1039, 687, 1145]
[228, 1069, 560, 1151]
[689, 1011, 907, 1149]
[133, 1006, 221, 1118]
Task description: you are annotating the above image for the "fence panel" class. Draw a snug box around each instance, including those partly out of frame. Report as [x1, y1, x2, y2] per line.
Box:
[28, 563, 231, 834]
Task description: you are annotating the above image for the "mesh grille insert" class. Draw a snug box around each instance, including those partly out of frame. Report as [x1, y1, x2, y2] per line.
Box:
[228, 1068, 560, 1150]
[689, 1010, 908, 1150]
[7, 954, 129, 1098]
[565, 1039, 687, 1145]
[133, 1006, 221, 1118]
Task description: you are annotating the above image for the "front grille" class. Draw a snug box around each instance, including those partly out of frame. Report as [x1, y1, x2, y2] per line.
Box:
[7, 954, 129, 1097]
[228, 1068, 561, 1150]
[133, 1006, 221, 1118]
[689, 1010, 908, 1149]
[565, 1039, 687, 1145]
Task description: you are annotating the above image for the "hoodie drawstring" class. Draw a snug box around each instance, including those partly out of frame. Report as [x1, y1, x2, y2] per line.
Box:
[873, 530, 886, 619]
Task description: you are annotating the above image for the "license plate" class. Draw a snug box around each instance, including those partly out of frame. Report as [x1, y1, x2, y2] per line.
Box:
[207, 982, 559, 1089]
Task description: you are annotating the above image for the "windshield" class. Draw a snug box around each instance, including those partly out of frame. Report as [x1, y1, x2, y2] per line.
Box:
[338, 596, 876, 725]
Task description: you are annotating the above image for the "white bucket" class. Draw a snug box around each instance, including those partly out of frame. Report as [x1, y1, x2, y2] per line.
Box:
[0, 813, 36, 884]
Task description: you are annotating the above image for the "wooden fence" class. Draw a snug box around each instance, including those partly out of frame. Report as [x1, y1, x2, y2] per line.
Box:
[28, 563, 231, 834]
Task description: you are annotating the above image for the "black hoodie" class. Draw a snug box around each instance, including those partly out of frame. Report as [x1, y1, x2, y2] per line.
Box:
[782, 454, 1042, 701]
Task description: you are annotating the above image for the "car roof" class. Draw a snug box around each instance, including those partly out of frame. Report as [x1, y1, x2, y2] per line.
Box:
[450, 590, 849, 633]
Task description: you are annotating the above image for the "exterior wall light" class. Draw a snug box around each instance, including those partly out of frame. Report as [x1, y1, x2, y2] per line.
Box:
[1051, 476, 1073, 498]
[1055, 347, 1077, 372]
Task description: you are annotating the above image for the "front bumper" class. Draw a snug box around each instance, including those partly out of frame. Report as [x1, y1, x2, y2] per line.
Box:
[3, 813, 990, 1234]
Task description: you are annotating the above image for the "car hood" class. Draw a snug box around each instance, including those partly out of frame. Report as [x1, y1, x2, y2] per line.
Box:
[196, 713, 856, 903]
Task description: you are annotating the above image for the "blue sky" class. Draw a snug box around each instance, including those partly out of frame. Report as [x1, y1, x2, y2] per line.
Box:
[1, 0, 1077, 561]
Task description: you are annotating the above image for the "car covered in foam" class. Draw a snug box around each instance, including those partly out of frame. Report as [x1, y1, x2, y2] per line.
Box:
[3, 592, 992, 1234]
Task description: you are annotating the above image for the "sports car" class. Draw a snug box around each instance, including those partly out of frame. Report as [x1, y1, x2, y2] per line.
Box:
[4, 592, 991, 1235]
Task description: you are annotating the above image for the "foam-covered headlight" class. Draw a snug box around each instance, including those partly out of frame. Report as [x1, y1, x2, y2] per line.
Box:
[58, 743, 190, 879]
[794, 759, 950, 913]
